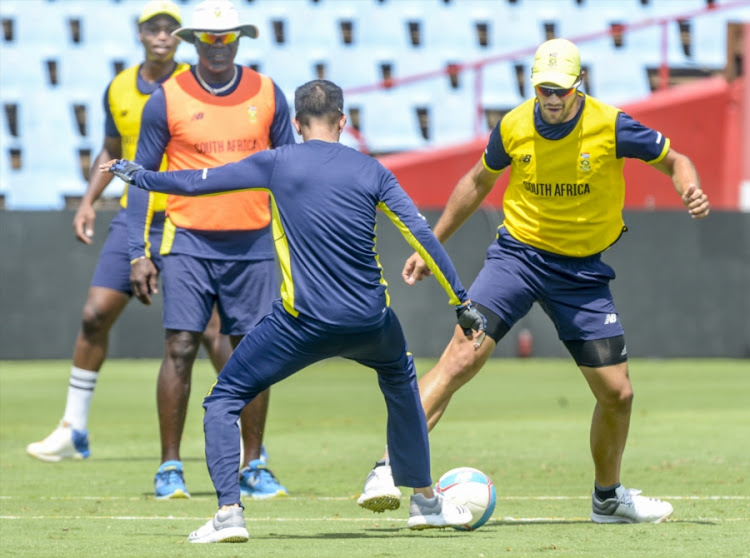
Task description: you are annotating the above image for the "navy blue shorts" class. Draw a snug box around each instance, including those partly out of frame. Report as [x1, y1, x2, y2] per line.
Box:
[161, 253, 277, 335]
[90, 209, 165, 294]
[468, 227, 624, 342]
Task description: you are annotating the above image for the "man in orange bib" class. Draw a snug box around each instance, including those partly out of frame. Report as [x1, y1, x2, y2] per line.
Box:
[127, 0, 295, 500]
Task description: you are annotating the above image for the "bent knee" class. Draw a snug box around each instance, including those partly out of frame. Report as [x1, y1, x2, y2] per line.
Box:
[438, 334, 488, 385]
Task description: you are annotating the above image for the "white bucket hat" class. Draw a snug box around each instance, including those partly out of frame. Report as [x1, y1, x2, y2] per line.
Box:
[172, 0, 258, 42]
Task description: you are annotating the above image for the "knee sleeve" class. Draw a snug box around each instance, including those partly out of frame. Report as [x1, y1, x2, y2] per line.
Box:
[473, 303, 511, 344]
[563, 335, 627, 367]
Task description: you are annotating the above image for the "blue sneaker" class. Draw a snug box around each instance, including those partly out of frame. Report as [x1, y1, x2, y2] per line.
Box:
[154, 460, 191, 500]
[239, 459, 288, 500]
[260, 444, 269, 464]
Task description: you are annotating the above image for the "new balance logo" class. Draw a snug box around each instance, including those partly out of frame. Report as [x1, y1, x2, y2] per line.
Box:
[191, 112, 205, 121]
[604, 313, 618, 325]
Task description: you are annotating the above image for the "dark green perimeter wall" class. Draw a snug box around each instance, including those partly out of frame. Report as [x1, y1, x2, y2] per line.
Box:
[1, 210, 748, 360]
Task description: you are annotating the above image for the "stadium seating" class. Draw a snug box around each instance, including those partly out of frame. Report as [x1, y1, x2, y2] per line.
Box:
[0, 0, 743, 209]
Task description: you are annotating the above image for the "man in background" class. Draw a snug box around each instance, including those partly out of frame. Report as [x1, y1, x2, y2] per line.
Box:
[26, 0, 233, 468]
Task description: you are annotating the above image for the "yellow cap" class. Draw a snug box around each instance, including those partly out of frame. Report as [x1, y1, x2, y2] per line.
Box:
[531, 39, 581, 88]
[138, 0, 182, 25]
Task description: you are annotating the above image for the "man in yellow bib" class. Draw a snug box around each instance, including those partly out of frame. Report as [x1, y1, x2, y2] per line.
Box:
[359, 38, 710, 524]
[26, 0, 234, 467]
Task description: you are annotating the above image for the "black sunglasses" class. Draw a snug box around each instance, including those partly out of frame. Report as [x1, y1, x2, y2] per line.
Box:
[536, 79, 582, 98]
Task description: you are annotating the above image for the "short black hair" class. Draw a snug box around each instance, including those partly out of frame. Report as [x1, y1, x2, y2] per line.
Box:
[294, 80, 344, 127]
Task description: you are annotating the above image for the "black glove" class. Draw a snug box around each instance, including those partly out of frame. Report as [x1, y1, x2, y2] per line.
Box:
[110, 159, 144, 185]
[456, 302, 487, 337]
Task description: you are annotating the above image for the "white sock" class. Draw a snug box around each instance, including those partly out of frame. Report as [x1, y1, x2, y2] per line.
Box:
[62, 367, 99, 430]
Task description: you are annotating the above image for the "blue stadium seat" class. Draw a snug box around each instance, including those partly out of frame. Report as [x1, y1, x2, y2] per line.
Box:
[480, 59, 527, 112]
[430, 94, 478, 148]
[4, 90, 86, 209]
[621, 23, 689, 68]
[2, 0, 71, 53]
[488, 2, 544, 56]
[690, 7, 750, 68]
[358, 91, 426, 154]
[419, 4, 477, 63]
[77, 1, 140, 54]
[0, 120, 18, 197]
[327, 48, 381, 90]
[584, 41, 652, 106]
[355, 2, 412, 51]
[0, 46, 49, 93]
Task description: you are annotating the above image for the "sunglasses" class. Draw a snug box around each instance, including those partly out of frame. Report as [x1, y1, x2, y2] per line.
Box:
[193, 31, 239, 45]
[536, 79, 581, 98]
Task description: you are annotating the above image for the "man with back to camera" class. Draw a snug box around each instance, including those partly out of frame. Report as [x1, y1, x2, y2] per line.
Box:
[103, 78, 488, 543]
[126, 0, 293, 500]
[357, 38, 710, 524]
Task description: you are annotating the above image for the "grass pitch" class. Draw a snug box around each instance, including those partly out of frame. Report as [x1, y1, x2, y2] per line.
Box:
[1, 358, 748, 557]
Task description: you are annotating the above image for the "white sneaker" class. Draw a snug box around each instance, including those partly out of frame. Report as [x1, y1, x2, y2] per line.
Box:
[188, 506, 249, 543]
[357, 463, 402, 512]
[591, 486, 673, 524]
[26, 421, 90, 462]
[407, 493, 473, 530]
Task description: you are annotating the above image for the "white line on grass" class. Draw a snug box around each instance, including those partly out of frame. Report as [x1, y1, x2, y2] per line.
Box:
[0, 515, 748, 522]
[1, 495, 748, 501]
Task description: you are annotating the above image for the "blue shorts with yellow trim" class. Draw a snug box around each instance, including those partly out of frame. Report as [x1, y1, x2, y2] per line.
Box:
[468, 227, 624, 342]
[161, 253, 277, 336]
[90, 209, 165, 294]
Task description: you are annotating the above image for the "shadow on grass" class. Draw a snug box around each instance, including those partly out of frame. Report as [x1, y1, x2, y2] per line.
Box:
[94, 456, 205, 462]
[258, 530, 469, 539]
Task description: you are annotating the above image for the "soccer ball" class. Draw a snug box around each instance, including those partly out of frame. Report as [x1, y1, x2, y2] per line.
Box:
[436, 467, 496, 531]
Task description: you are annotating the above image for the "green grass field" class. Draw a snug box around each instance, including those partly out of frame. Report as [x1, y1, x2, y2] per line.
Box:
[1, 358, 748, 557]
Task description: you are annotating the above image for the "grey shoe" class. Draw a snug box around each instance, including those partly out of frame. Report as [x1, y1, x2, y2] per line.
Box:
[407, 493, 472, 530]
[591, 486, 673, 524]
[357, 464, 402, 512]
[188, 506, 249, 543]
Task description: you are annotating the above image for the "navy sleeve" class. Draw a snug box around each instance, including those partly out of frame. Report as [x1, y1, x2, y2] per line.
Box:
[103, 83, 119, 139]
[133, 150, 277, 196]
[376, 166, 468, 306]
[483, 120, 512, 171]
[269, 83, 296, 148]
[133, 88, 171, 170]
[615, 112, 669, 162]
[127, 88, 171, 260]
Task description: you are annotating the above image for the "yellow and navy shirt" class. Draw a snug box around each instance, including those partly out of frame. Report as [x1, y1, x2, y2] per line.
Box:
[103, 62, 189, 210]
[128, 65, 295, 261]
[483, 94, 669, 257]
[129, 140, 470, 328]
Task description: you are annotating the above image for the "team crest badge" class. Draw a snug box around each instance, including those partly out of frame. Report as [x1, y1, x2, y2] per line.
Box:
[248, 105, 257, 123]
[580, 152, 591, 172]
